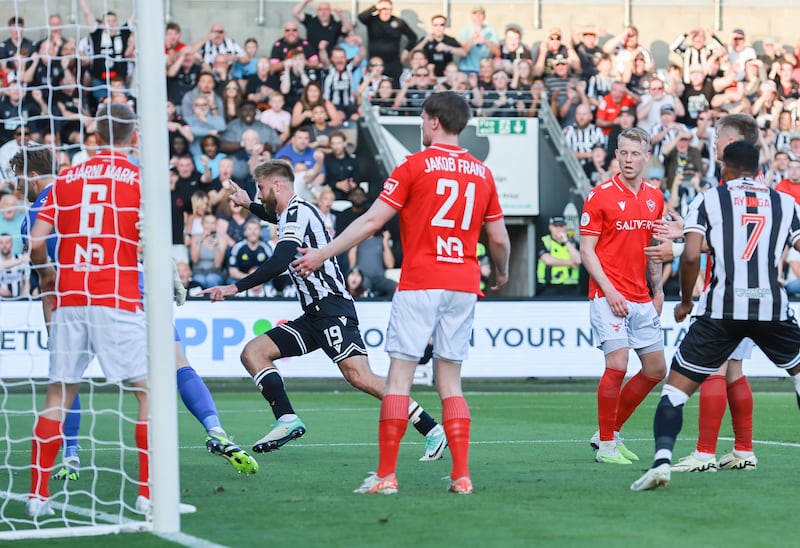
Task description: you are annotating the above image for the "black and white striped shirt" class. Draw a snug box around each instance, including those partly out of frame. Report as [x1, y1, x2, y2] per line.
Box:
[684, 177, 800, 320]
[278, 195, 350, 310]
[322, 63, 357, 108]
[563, 123, 606, 165]
[200, 37, 244, 66]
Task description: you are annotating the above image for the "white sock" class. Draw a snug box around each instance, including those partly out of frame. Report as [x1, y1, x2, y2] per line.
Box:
[654, 449, 672, 463]
[598, 440, 616, 453]
[693, 451, 715, 461]
[278, 414, 298, 422]
[791, 373, 800, 396]
[208, 427, 226, 437]
[662, 384, 690, 407]
[732, 449, 754, 458]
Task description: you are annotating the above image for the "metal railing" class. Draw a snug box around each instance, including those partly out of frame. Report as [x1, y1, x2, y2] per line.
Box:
[536, 99, 593, 199]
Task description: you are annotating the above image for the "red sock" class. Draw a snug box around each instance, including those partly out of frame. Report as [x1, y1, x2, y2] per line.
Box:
[30, 417, 63, 499]
[696, 374, 727, 454]
[135, 422, 150, 499]
[615, 372, 662, 431]
[376, 394, 409, 478]
[442, 396, 471, 481]
[597, 369, 625, 441]
[728, 376, 753, 452]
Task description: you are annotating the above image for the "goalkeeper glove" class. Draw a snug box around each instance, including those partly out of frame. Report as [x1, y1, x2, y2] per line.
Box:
[172, 260, 187, 306]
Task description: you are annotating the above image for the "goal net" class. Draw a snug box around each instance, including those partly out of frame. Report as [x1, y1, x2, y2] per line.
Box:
[0, 0, 180, 540]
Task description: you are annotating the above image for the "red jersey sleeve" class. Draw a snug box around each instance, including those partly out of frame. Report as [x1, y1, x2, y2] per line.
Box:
[37, 184, 57, 225]
[483, 169, 504, 222]
[378, 156, 414, 210]
[580, 186, 605, 237]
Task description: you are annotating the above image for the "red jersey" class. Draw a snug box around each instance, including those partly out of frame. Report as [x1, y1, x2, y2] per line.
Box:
[580, 174, 664, 302]
[596, 94, 636, 135]
[774, 179, 800, 205]
[38, 151, 142, 312]
[378, 143, 504, 295]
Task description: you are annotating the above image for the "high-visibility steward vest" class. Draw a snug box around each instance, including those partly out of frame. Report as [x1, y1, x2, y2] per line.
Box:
[537, 235, 579, 285]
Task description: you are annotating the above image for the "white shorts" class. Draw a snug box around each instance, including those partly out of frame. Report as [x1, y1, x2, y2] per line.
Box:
[589, 297, 663, 355]
[49, 306, 148, 384]
[385, 289, 477, 364]
[728, 337, 754, 361]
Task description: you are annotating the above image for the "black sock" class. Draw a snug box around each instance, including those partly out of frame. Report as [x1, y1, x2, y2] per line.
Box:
[408, 400, 438, 435]
[653, 394, 684, 460]
[254, 369, 295, 419]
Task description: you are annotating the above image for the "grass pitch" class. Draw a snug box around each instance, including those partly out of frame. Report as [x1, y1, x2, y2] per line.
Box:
[2, 379, 799, 547]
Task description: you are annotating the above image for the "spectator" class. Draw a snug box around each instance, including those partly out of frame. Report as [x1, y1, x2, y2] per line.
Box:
[780, 245, 800, 297]
[751, 81, 783, 131]
[227, 218, 272, 297]
[370, 77, 399, 115]
[596, 80, 637, 135]
[479, 70, 525, 117]
[690, 109, 717, 181]
[711, 81, 751, 115]
[345, 267, 375, 299]
[316, 186, 337, 236]
[180, 71, 224, 124]
[260, 223, 296, 298]
[268, 20, 319, 90]
[307, 105, 335, 151]
[393, 65, 436, 115]
[584, 144, 610, 186]
[356, 57, 387, 103]
[194, 134, 227, 181]
[229, 128, 267, 197]
[664, 131, 705, 214]
[219, 101, 282, 156]
[0, 16, 34, 79]
[457, 6, 499, 76]
[0, 126, 27, 181]
[232, 38, 259, 83]
[0, 232, 29, 299]
[398, 50, 434, 89]
[727, 28, 757, 81]
[292, 0, 351, 57]
[185, 93, 226, 156]
[19, 36, 72, 100]
[572, 25, 603, 81]
[775, 60, 800, 101]
[765, 149, 791, 187]
[0, 194, 25, 255]
[679, 63, 722, 126]
[291, 80, 343, 129]
[207, 156, 235, 212]
[245, 56, 274, 106]
[164, 21, 187, 66]
[221, 79, 245, 122]
[605, 106, 637, 160]
[170, 133, 190, 161]
[336, 30, 368, 87]
[279, 47, 317, 111]
[320, 45, 365, 121]
[637, 77, 685, 133]
[650, 104, 688, 162]
[78, 0, 134, 100]
[772, 110, 794, 154]
[774, 157, 800, 202]
[584, 55, 612, 109]
[187, 190, 211, 241]
[741, 59, 767, 103]
[192, 22, 249, 69]
[169, 161, 194, 265]
[167, 48, 203, 109]
[759, 37, 796, 77]
[275, 127, 324, 185]
[0, 83, 46, 145]
[189, 213, 227, 289]
[564, 104, 606, 166]
[334, 185, 370, 273]
[789, 131, 800, 160]
[209, 53, 233, 92]
[349, 228, 397, 299]
[511, 59, 535, 92]
[602, 25, 654, 79]
[358, 0, 417, 85]
[259, 91, 291, 143]
[71, 131, 99, 166]
[533, 26, 578, 78]
[324, 130, 359, 199]
[622, 52, 656, 97]
[523, 78, 547, 117]
[549, 67, 589, 127]
[217, 199, 255, 251]
[412, 15, 465, 78]
[536, 215, 580, 295]
[670, 27, 725, 83]
[292, 150, 326, 202]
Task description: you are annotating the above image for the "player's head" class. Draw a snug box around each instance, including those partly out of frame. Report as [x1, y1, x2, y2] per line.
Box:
[715, 113, 758, 161]
[95, 104, 137, 147]
[420, 91, 470, 146]
[253, 159, 294, 213]
[721, 141, 759, 181]
[615, 127, 651, 181]
[10, 145, 55, 202]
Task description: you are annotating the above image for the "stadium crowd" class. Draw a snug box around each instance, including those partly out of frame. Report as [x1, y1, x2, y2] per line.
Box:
[2, 1, 800, 300]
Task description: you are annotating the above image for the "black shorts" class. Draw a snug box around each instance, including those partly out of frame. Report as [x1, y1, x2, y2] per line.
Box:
[267, 312, 368, 363]
[672, 316, 800, 382]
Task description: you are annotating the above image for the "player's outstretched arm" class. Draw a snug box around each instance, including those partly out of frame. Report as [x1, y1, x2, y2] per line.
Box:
[674, 232, 704, 322]
[294, 200, 396, 275]
[485, 219, 510, 290]
[203, 241, 299, 302]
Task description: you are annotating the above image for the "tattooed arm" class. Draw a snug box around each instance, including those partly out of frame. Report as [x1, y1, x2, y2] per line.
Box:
[647, 235, 665, 315]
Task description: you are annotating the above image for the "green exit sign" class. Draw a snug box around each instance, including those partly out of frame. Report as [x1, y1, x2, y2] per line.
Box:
[476, 119, 527, 136]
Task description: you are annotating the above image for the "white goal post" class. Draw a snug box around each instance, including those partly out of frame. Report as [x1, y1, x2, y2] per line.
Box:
[0, 0, 180, 539]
